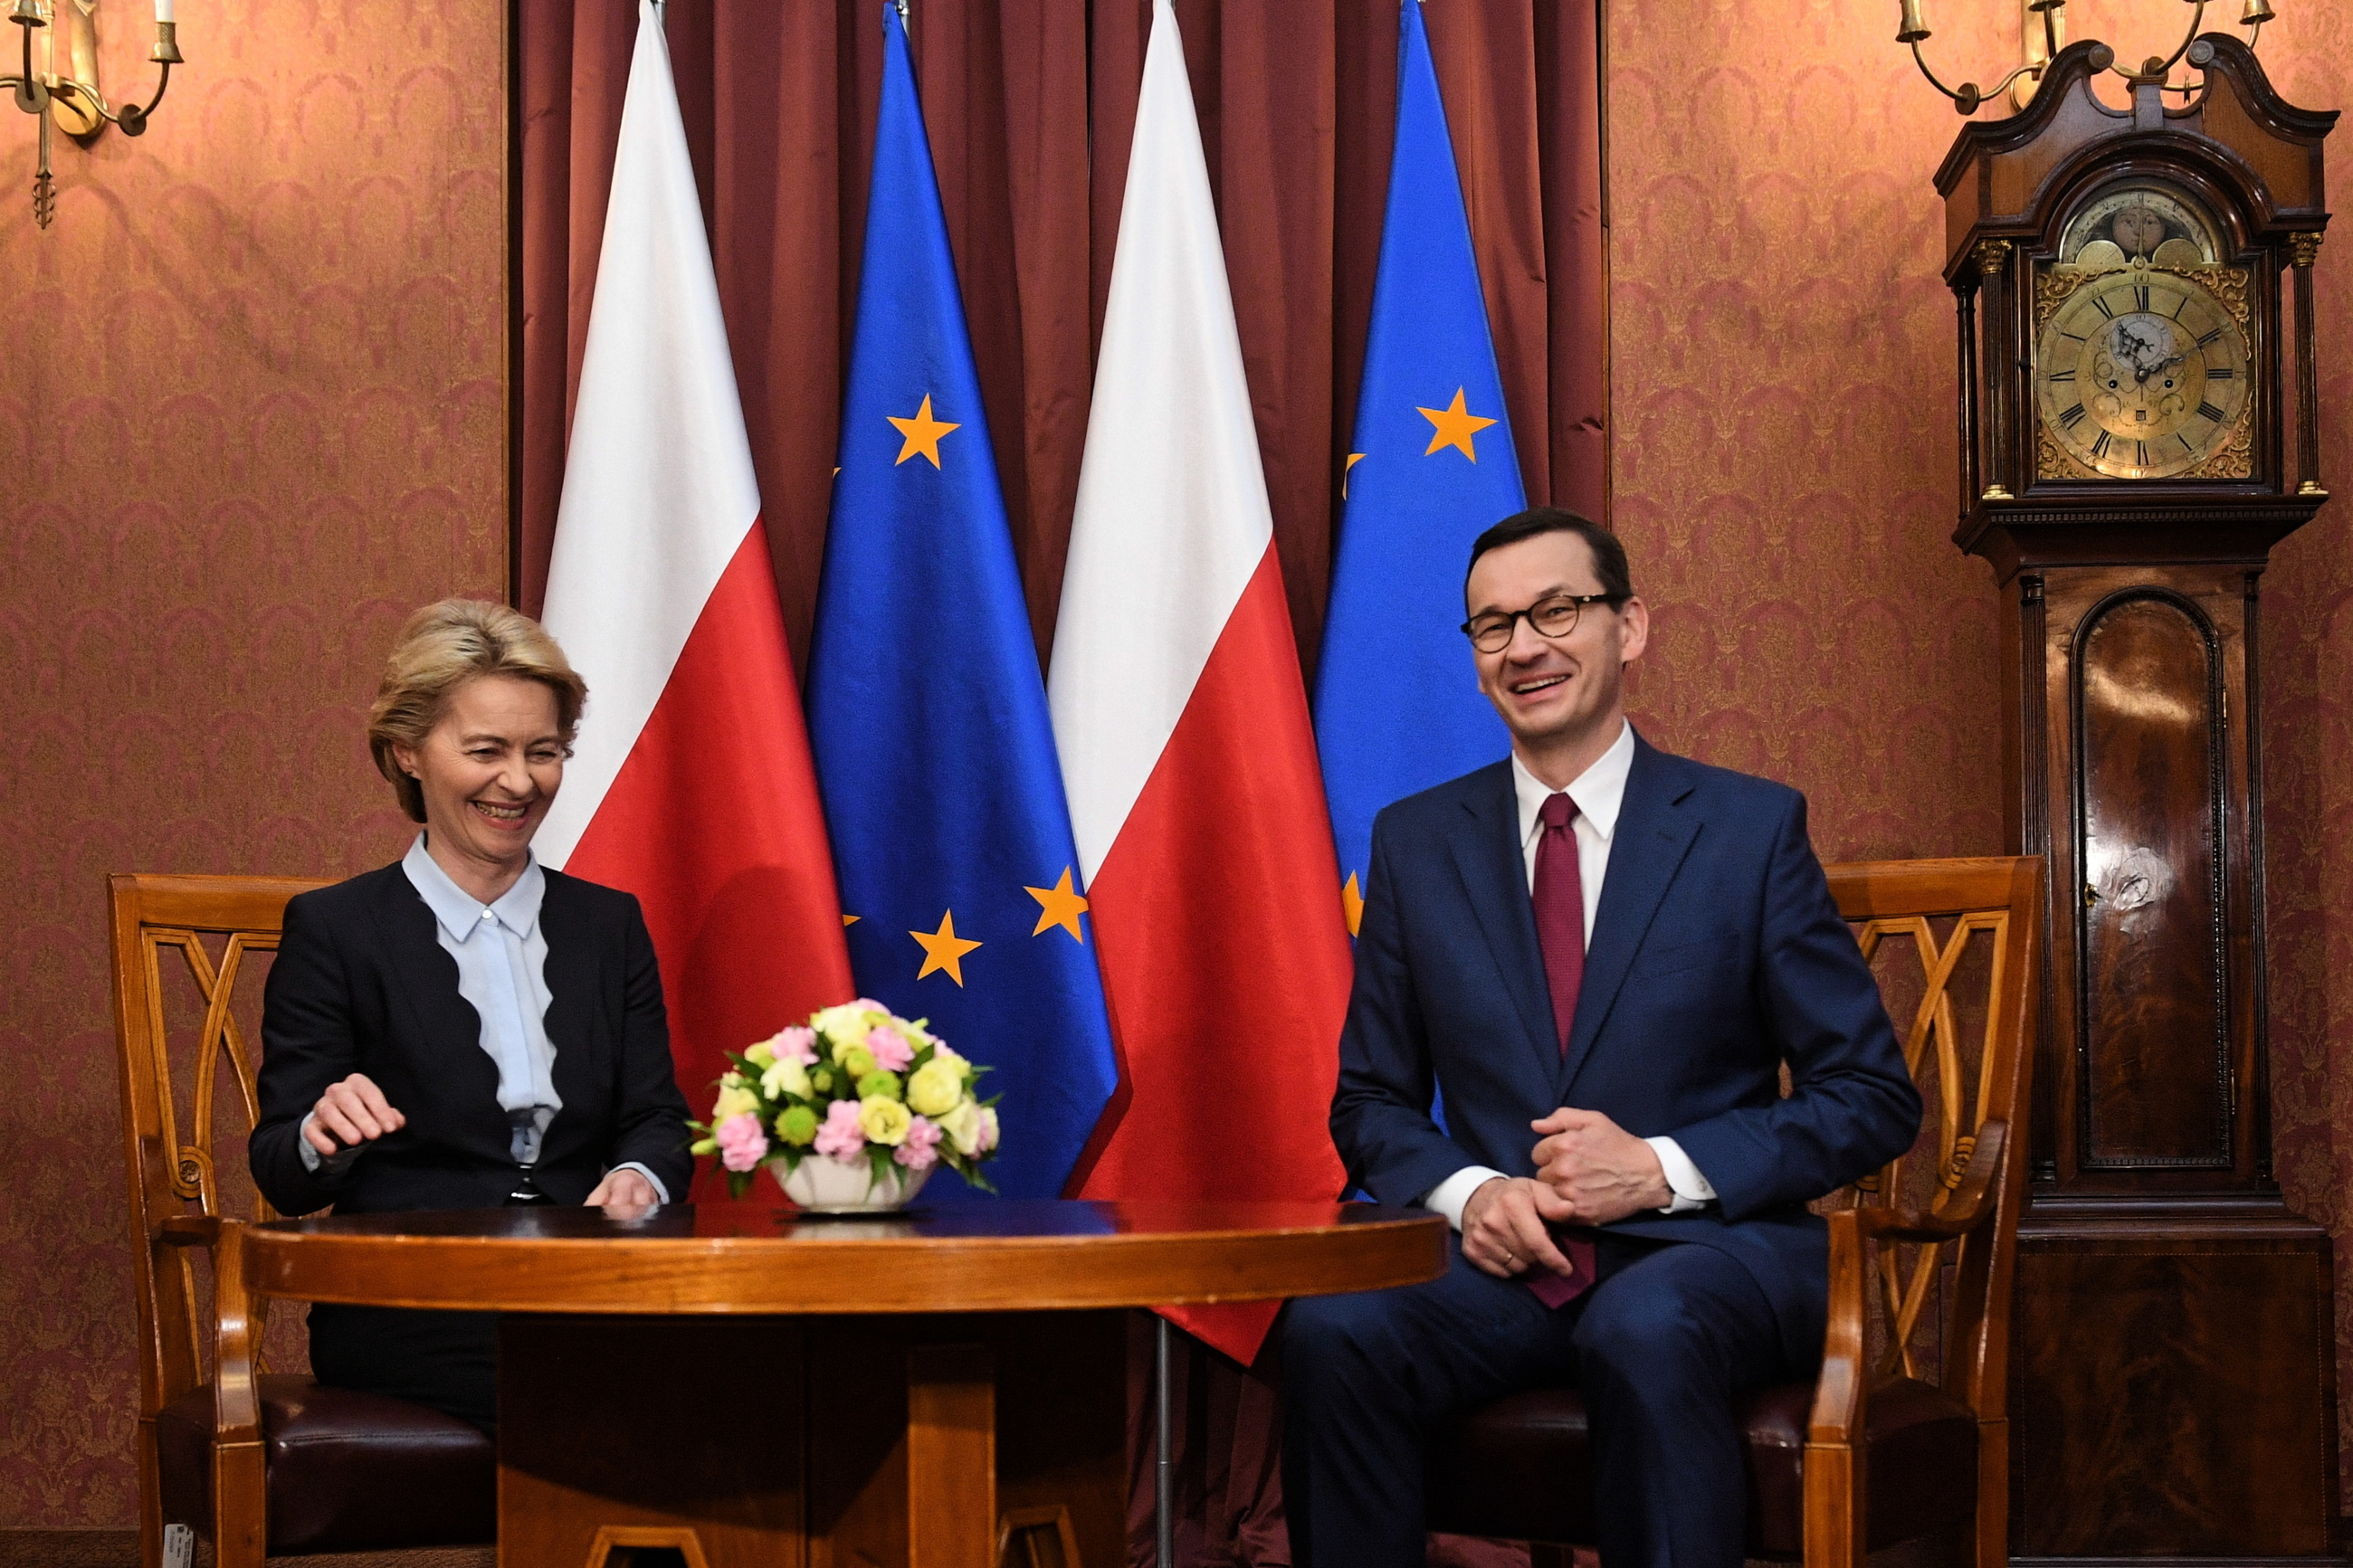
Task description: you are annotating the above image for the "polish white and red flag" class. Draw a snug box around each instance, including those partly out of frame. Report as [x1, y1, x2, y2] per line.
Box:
[537, 0, 853, 1129]
[1050, 0, 1355, 1364]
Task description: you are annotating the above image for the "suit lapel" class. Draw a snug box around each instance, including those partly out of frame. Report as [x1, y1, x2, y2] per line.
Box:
[1558, 740, 1701, 1098]
[538, 871, 598, 1125]
[367, 866, 505, 1147]
[1447, 762, 1561, 1082]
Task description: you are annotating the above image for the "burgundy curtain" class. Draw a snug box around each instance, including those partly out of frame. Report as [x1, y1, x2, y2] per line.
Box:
[517, 4, 1603, 1562]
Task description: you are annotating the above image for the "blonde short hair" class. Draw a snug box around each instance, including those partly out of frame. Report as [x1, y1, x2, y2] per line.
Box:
[367, 599, 589, 823]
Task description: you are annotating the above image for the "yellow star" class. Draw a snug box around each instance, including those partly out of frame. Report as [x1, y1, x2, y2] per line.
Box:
[910, 909, 983, 986]
[1025, 867, 1091, 944]
[1417, 387, 1498, 462]
[1341, 872, 1365, 938]
[1342, 452, 1367, 499]
[841, 913, 861, 926]
[887, 394, 960, 468]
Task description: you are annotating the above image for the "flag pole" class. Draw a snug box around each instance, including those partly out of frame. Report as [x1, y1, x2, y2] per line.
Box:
[1156, 1315, 1175, 1566]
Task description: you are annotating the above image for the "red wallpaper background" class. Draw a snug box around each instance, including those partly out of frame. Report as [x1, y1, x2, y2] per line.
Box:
[3, 0, 2348, 1532]
[0, 0, 506, 1525]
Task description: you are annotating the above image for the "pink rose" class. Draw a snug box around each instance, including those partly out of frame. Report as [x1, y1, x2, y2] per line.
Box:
[894, 1116, 941, 1171]
[715, 1111, 768, 1174]
[976, 1106, 1000, 1152]
[775, 1025, 819, 1064]
[853, 998, 888, 1014]
[865, 1025, 915, 1073]
[813, 1098, 867, 1163]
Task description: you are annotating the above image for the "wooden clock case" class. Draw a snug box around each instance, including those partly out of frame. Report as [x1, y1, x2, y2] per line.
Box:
[1937, 35, 2339, 1566]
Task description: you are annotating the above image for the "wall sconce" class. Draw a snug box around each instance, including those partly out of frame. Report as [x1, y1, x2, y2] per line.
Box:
[2, 0, 181, 228]
[1899, 0, 2273, 114]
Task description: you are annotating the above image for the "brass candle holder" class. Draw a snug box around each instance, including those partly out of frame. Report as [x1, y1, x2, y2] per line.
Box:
[1899, 0, 2274, 114]
[0, 0, 181, 228]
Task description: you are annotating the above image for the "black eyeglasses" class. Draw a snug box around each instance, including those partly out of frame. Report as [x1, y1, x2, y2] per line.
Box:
[1460, 593, 1624, 653]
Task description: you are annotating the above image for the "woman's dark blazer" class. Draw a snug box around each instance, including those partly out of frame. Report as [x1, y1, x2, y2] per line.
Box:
[250, 860, 694, 1218]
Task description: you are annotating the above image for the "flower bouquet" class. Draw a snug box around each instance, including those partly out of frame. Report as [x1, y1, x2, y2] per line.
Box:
[688, 999, 1000, 1211]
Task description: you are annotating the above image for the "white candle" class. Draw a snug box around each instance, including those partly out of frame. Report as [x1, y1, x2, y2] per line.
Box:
[155, 0, 174, 22]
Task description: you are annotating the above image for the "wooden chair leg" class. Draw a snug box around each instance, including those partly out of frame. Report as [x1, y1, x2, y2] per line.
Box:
[1974, 1418, 2008, 1568]
[138, 1421, 166, 1568]
[1803, 1439, 1867, 1568]
[210, 1221, 267, 1568]
[211, 1437, 267, 1568]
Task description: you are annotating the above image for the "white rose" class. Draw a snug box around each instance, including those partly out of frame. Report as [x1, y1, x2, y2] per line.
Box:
[710, 1080, 758, 1124]
[906, 1058, 964, 1118]
[761, 1056, 811, 1099]
[936, 1097, 983, 1157]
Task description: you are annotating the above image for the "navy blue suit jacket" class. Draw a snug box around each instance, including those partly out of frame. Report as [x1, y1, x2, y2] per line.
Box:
[1329, 736, 1921, 1365]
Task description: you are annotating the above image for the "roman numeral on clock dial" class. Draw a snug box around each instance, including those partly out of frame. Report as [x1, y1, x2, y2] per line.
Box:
[2197, 402, 2226, 423]
[2091, 430, 2114, 460]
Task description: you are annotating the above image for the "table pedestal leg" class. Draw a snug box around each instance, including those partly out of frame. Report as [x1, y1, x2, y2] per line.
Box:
[500, 1312, 1124, 1568]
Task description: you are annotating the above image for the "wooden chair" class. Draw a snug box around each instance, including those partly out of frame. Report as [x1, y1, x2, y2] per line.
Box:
[110, 872, 498, 1568]
[1424, 855, 2043, 1568]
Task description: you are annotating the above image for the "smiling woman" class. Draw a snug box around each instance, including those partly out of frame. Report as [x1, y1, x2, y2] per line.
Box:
[247, 599, 692, 1436]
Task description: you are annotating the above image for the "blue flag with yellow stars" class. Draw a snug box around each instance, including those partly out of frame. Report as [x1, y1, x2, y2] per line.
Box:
[1314, 0, 1528, 936]
[805, 2, 1117, 1203]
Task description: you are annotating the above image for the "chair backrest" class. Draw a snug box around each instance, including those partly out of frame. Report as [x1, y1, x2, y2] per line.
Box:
[110, 872, 329, 1421]
[1823, 855, 2042, 1416]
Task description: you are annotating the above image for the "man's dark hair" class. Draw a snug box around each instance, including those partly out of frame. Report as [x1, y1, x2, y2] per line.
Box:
[1463, 508, 1632, 606]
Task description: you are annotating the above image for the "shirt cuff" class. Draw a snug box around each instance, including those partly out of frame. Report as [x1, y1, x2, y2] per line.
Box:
[1418, 1165, 1509, 1232]
[609, 1161, 671, 1205]
[1645, 1136, 1716, 1213]
[296, 1113, 366, 1179]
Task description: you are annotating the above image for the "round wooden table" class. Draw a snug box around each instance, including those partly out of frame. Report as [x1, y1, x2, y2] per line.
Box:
[249, 1199, 1445, 1568]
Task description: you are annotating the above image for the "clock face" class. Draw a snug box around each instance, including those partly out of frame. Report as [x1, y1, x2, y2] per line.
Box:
[2034, 268, 2252, 480]
[2059, 185, 2222, 271]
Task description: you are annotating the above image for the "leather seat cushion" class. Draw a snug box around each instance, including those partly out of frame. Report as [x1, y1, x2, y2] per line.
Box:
[1424, 1375, 1977, 1556]
[156, 1374, 495, 1554]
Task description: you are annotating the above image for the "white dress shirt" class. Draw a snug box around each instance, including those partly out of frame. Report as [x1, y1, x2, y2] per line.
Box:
[299, 834, 669, 1202]
[1418, 721, 1717, 1229]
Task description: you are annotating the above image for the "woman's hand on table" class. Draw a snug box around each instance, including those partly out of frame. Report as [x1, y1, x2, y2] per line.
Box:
[586, 1166, 661, 1216]
[304, 1073, 405, 1158]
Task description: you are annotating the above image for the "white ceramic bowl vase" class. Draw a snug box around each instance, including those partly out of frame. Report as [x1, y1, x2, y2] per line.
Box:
[770, 1153, 931, 1213]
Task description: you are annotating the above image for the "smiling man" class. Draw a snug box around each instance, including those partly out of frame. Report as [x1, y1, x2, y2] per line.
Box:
[1281, 508, 1922, 1568]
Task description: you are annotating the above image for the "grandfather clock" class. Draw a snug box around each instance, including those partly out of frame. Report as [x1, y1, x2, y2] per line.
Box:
[1938, 33, 2340, 1565]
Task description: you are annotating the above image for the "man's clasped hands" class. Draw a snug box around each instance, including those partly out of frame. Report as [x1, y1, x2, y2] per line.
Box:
[1460, 1107, 1671, 1283]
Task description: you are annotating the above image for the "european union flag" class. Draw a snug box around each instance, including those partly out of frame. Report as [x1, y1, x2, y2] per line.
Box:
[805, 3, 1118, 1202]
[1314, 0, 1527, 931]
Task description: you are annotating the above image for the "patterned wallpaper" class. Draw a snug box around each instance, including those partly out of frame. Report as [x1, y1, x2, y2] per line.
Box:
[2, 0, 2348, 1532]
[1606, 0, 2016, 858]
[0, 0, 505, 1525]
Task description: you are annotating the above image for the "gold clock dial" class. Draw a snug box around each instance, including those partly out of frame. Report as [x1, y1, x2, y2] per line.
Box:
[2034, 267, 2251, 480]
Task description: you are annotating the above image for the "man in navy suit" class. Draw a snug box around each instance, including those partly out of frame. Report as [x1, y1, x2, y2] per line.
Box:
[1282, 508, 1921, 1568]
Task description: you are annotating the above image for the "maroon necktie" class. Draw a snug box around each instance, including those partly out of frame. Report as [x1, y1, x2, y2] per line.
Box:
[1528, 791, 1596, 1308]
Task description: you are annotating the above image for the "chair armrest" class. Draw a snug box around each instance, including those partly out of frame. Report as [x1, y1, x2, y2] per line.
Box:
[160, 1215, 222, 1248]
[208, 1220, 262, 1447]
[1807, 1123, 2008, 1447]
[204, 1219, 268, 1568]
